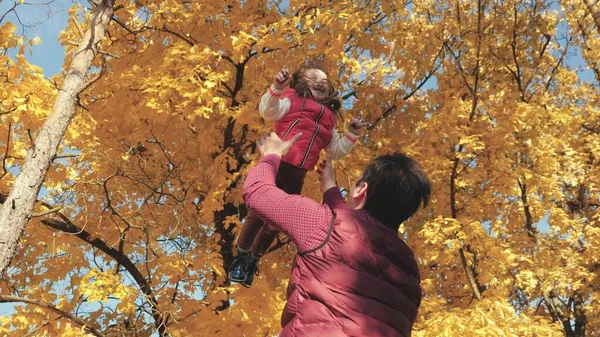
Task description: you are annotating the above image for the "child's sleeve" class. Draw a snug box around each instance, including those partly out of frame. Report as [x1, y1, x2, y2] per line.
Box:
[325, 129, 358, 160]
[259, 85, 291, 121]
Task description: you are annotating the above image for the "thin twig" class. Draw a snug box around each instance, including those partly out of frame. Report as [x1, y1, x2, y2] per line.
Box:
[0, 3, 17, 26]
[53, 153, 80, 161]
[31, 207, 62, 218]
[27, 128, 35, 149]
[71, 14, 85, 38]
[0, 122, 12, 181]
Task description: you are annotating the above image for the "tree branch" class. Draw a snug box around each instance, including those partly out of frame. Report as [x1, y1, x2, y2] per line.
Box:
[0, 3, 17, 26]
[511, 5, 525, 101]
[52, 153, 80, 161]
[41, 215, 169, 336]
[0, 294, 105, 337]
[368, 41, 445, 131]
[447, 0, 486, 302]
[0, 122, 12, 181]
[458, 247, 482, 301]
[31, 207, 62, 218]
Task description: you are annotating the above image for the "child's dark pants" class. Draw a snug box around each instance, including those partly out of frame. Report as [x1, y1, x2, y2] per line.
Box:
[237, 161, 307, 258]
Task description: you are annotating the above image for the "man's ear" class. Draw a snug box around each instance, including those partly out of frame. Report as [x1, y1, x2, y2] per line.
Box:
[352, 181, 368, 209]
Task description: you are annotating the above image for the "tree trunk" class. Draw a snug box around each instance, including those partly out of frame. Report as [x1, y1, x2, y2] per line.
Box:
[584, 0, 600, 32]
[0, 0, 115, 275]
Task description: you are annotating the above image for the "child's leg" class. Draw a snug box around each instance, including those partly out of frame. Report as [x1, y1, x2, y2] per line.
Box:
[250, 161, 307, 258]
[233, 162, 307, 286]
[229, 212, 265, 283]
[250, 224, 279, 259]
[236, 212, 264, 252]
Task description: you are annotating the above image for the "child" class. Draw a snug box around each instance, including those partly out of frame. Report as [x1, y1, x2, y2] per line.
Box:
[228, 61, 363, 287]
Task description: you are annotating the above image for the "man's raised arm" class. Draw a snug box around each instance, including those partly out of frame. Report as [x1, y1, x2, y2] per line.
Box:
[242, 135, 332, 253]
[316, 159, 346, 212]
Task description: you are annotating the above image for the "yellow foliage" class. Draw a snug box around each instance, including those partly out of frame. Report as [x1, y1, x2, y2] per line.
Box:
[414, 299, 563, 336]
[79, 269, 130, 303]
[1, 0, 599, 336]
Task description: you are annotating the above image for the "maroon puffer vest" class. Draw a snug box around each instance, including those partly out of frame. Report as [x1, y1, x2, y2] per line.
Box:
[274, 89, 336, 170]
[279, 208, 422, 337]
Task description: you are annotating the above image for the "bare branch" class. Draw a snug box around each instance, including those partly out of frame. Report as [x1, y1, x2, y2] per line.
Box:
[110, 15, 136, 35]
[31, 207, 62, 218]
[0, 3, 18, 26]
[160, 24, 195, 46]
[52, 153, 80, 161]
[71, 14, 85, 38]
[0, 105, 18, 117]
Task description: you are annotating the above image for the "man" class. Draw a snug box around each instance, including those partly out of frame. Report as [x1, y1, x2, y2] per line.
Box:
[242, 132, 431, 337]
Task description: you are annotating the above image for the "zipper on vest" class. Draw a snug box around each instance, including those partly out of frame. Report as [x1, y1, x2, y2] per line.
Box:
[283, 118, 301, 139]
[300, 105, 325, 168]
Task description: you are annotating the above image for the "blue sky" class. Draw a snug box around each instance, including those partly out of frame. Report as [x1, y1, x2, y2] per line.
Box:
[0, 0, 76, 76]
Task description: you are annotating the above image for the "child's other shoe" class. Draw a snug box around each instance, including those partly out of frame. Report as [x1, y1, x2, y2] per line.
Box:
[242, 258, 259, 288]
[228, 251, 251, 283]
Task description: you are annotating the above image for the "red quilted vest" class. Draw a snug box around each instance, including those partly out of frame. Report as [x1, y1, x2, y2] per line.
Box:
[279, 208, 422, 337]
[274, 89, 336, 170]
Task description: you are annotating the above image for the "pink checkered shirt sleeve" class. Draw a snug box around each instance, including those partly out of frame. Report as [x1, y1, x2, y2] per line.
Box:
[323, 187, 347, 212]
[242, 154, 332, 252]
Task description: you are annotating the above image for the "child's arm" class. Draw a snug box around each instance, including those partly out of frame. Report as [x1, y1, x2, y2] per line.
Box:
[325, 117, 363, 160]
[259, 85, 291, 121]
[259, 68, 293, 121]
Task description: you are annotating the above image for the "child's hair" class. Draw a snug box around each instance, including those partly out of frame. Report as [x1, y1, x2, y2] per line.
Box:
[290, 60, 342, 116]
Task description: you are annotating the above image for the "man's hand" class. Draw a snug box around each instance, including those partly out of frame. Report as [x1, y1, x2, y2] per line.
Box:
[347, 117, 364, 135]
[273, 68, 291, 90]
[257, 132, 302, 158]
[316, 159, 336, 193]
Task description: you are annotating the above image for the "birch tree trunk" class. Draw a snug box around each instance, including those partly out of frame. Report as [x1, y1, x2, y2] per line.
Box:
[0, 0, 115, 275]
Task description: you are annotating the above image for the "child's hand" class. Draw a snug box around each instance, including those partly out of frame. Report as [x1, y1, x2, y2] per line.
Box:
[273, 68, 291, 90]
[347, 117, 364, 135]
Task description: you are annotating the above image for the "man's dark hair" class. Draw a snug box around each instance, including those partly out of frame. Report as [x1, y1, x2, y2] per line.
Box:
[357, 153, 431, 229]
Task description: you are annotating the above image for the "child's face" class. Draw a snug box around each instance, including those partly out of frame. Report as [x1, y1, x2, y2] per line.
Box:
[304, 68, 329, 100]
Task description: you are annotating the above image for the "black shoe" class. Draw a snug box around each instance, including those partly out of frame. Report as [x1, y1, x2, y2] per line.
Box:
[242, 258, 259, 288]
[228, 251, 251, 283]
